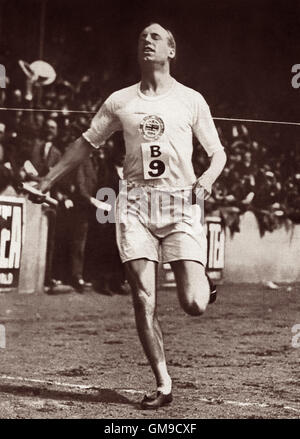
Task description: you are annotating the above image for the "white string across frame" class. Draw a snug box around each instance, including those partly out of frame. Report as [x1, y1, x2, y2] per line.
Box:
[0, 106, 300, 126]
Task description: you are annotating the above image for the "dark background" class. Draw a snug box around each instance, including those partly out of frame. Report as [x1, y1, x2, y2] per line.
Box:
[0, 0, 300, 120]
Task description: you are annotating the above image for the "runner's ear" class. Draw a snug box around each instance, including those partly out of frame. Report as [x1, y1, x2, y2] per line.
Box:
[169, 48, 176, 59]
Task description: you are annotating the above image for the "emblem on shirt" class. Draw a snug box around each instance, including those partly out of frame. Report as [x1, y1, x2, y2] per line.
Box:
[139, 115, 165, 140]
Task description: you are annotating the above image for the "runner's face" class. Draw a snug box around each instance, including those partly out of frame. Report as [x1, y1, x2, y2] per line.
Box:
[138, 24, 174, 65]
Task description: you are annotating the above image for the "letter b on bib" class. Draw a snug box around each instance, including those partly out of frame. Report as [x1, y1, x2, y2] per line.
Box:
[150, 145, 161, 157]
[141, 143, 170, 180]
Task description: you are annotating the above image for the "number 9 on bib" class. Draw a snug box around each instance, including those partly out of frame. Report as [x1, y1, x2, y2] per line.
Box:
[141, 143, 170, 180]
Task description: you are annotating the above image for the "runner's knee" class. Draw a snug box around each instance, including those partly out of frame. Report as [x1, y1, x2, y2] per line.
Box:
[126, 264, 155, 301]
[130, 279, 155, 316]
[127, 273, 154, 303]
[133, 288, 155, 314]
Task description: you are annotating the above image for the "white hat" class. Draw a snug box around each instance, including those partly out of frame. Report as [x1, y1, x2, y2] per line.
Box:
[19, 59, 56, 86]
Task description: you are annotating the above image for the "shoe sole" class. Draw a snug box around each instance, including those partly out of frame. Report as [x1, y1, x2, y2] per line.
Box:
[141, 394, 173, 410]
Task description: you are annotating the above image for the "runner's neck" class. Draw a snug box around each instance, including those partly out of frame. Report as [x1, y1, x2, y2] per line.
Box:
[140, 71, 174, 97]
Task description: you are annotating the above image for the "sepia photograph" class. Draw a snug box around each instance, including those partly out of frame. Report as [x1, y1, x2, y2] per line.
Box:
[0, 0, 299, 424]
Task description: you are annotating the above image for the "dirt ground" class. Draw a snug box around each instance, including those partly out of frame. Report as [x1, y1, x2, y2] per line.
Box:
[0, 282, 299, 419]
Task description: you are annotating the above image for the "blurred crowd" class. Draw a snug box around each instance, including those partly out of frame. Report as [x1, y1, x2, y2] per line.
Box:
[193, 122, 300, 235]
[0, 76, 130, 295]
[0, 76, 300, 291]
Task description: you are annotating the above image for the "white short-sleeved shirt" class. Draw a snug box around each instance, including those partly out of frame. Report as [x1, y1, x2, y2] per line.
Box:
[83, 79, 223, 188]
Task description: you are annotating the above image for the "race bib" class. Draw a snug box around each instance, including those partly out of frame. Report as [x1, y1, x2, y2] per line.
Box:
[141, 143, 170, 180]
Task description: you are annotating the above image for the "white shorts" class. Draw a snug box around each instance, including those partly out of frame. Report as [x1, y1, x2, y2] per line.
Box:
[115, 184, 207, 265]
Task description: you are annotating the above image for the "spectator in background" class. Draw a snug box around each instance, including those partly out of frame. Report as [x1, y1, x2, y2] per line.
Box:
[49, 166, 77, 290]
[96, 136, 130, 296]
[0, 156, 11, 193]
[85, 137, 130, 296]
[0, 123, 5, 154]
[66, 149, 102, 293]
[31, 119, 61, 176]
[4, 124, 38, 186]
[0, 122, 13, 193]
[33, 112, 45, 138]
[29, 118, 63, 289]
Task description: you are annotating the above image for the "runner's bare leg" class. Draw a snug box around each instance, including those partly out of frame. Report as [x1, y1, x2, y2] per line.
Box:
[125, 259, 172, 394]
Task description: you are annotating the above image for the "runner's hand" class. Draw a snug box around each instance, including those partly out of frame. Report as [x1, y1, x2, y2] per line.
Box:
[35, 177, 52, 194]
[193, 173, 213, 200]
[27, 192, 46, 204]
[21, 182, 58, 206]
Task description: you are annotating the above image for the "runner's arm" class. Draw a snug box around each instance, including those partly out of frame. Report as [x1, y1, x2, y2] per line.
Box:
[192, 93, 227, 196]
[197, 148, 227, 191]
[37, 136, 91, 193]
[37, 96, 121, 193]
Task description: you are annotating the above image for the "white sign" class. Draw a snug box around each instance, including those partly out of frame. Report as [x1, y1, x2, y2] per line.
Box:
[0, 197, 24, 289]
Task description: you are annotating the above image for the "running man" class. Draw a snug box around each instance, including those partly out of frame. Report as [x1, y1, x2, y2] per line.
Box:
[37, 23, 227, 409]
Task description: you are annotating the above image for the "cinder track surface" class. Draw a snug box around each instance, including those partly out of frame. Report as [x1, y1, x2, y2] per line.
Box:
[0, 283, 299, 419]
